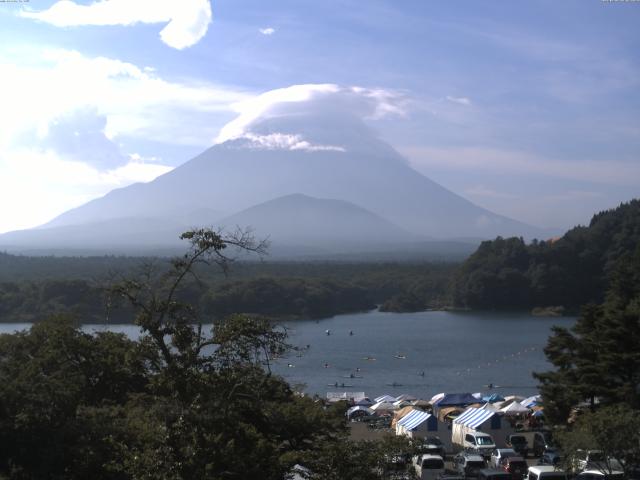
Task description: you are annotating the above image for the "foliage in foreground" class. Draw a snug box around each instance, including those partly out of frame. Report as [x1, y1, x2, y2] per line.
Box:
[0, 230, 346, 479]
[0, 229, 423, 479]
[534, 245, 640, 425]
[556, 405, 640, 477]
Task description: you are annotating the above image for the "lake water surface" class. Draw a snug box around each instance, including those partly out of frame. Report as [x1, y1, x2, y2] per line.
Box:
[0, 309, 573, 400]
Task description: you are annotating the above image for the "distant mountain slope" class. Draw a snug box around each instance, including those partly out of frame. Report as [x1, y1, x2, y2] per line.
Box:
[0, 217, 188, 255]
[0, 113, 549, 254]
[450, 199, 640, 310]
[218, 193, 417, 248]
[41, 142, 543, 236]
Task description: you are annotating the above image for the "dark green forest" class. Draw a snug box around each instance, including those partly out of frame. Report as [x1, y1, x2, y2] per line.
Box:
[0, 255, 454, 322]
[2, 200, 640, 322]
[450, 199, 640, 310]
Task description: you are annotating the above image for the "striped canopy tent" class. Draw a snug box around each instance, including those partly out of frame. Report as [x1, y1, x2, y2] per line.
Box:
[354, 396, 374, 406]
[346, 405, 374, 419]
[454, 407, 496, 429]
[375, 394, 397, 403]
[392, 406, 417, 428]
[500, 401, 530, 416]
[396, 410, 434, 432]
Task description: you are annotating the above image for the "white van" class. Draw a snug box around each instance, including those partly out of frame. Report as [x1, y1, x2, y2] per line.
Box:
[464, 432, 496, 458]
[413, 454, 445, 480]
[527, 465, 569, 480]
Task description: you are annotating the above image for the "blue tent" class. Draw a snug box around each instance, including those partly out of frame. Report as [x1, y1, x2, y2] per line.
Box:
[434, 393, 479, 407]
[482, 393, 505, 403]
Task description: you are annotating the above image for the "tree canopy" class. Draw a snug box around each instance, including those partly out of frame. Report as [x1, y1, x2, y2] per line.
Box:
[451, 200, 640, 310]
[534, 244, 640, 425]
[0, 229, 352, 479]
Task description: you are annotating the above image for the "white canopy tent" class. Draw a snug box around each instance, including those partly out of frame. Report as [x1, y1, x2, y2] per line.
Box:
[500, 401, 530, 416]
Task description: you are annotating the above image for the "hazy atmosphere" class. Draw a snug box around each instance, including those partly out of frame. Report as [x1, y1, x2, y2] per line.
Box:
[1, 2, 640, 479]
[1, 0, 639, 236]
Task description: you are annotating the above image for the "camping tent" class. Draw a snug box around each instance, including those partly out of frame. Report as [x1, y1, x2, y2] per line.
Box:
[347, 406, 374, 419]
[452, 407, 516, 448]
[500, 401, 530, 416]
[392, 406, 417, 428]
[430, 393, 445, 404]
[433, 393, 479, 407]
[375, 394, 397, 403]
[482, 393, 505, 403]
[354, 396, 374, 406]
[520, 395, 542, 408]
[371, 401, 398, 413]
[395, 394, 417, 402]
[437, 406, 463, 422]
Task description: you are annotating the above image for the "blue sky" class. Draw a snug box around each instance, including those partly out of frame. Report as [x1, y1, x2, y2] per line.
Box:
[0, 0, 638, 233]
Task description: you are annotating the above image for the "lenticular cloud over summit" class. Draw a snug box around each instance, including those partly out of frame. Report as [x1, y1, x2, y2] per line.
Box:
[215, 84, 405, 153]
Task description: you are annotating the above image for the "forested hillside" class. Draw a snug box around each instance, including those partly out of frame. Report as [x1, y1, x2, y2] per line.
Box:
[0, 259, 455, 323]
[451, 200, 640, 310]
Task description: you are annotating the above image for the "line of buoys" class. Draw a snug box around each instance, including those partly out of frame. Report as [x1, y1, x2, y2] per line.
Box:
[453, 346, 539, 377]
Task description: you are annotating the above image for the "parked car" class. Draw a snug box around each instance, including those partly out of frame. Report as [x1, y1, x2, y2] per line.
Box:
[572, 450, 608, 473]
[463, 432, 496, 459]
[500, 456, 528, 480]
[538, 448, 562, 467]
[478, 469, 513, 480]
[453, 452, 486, 477]
[575, 470, 624, 480]
[506, 435, 529, 458]
[532, 432, 554, 457]
[491, 449, 518, 469]
[413, 454, 445, 480]
[418, 436, 446, 458]
[526, 466, 569, 480]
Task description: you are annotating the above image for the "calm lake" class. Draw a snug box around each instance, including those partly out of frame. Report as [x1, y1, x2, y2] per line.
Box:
[0, 309, 573, 400]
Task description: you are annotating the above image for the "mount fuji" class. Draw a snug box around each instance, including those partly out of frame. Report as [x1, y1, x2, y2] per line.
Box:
[0, 85, 549, 256]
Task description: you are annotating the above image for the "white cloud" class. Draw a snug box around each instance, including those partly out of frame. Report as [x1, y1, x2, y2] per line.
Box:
[401, 145, 640, 187]
[215, 84, 405, 151]
[240, 133, 345, 152]
[0, 47, 247, 233]
[259, 27, 275, 35]
[0, 48, 248, 150]
[0, 149, 172, 233]
[20, 0, 213, 49]
[445, 95, 471, 106]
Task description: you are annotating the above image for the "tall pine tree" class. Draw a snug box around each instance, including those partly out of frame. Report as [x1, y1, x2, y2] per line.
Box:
[534, 245, 640, 424]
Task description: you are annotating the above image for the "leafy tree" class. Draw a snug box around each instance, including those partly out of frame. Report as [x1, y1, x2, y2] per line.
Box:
[298, 434, 418, 480]
[0, 229, 350, 479]
[556, 405, 640, 477]
[452, 200, 640, 310]
[534, 245, 640, 424]
[0, 316, 152, 479]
